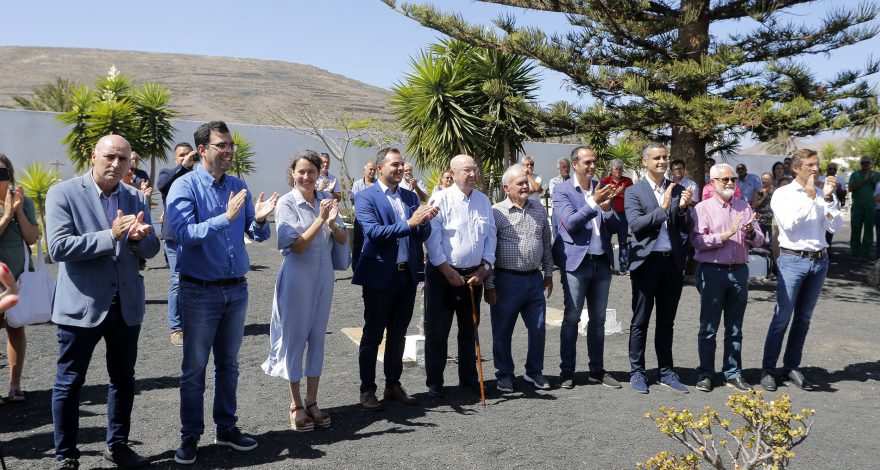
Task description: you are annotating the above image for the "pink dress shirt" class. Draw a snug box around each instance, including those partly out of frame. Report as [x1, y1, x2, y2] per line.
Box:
[692, 195, 764, 264]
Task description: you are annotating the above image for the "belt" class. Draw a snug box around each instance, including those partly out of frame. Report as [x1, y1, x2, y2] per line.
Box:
[702, 262, 746, 270]
[583, 253, 605, 260]
[780, 248, 825, 260]
[452, 266, 479, 275]
[396, 262, 409, 271]
[495, 267, 540, 276]
[651, 250, 673, 257]
[180, 274, 247, 287]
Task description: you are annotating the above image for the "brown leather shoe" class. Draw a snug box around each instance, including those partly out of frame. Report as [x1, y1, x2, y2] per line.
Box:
[360, 392, 383, 411]
[383, 385, 418, 405]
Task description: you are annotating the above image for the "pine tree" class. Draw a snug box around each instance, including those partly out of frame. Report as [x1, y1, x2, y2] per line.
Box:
[382, 0, 879, 184]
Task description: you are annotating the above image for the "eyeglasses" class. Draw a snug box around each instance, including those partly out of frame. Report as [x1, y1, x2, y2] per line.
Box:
[207, 142, 236, 152]
[714, 177, 736, 184]
[861, 161, 872, 165]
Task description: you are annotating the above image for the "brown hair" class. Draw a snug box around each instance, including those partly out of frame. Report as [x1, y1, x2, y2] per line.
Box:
[0, 153, 15, 185]
[790, 149, 817, 170]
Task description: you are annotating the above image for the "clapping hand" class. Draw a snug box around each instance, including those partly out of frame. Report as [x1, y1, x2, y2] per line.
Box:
[111, 210, 137, 240]
[326, 199, 340, 227]
[804, 174, 817, 199]
[127, 211, 153, 241]
[0, 262, 20, 313]
[660, 183, 676, 210]
[11, 187, 23, 213]
[679, 187, 692, 209]
[822, 175, 838, 199]
[594, 184, 616, 211]
[226, 189, 248, 222]
[408, 204, 439, 227]
[254, 191, 280, 223]
[318, 198, 334, 221]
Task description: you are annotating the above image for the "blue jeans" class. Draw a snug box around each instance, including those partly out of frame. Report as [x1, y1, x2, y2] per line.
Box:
[695, 264, 748, 380]
[53, 302, 140, 460]
[490, 270, 546, 379]
[614, 211, 629, 271]
[559, 256, 612, 376]
[165, 240, 181, 332]
[762, 252, 828, 373]
[179, 279, 248, 439]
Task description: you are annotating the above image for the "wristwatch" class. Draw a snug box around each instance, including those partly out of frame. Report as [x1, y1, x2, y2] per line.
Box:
[481, 262, 492, 271]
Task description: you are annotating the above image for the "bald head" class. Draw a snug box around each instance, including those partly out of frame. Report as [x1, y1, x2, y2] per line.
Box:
[450, 154, 478, 194]
[92, 135, 132, 194]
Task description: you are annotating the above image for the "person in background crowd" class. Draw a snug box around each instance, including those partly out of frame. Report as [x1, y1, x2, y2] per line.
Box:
[599, 158, 633, 274]
[423, 154, 496, 399]
[735, 163, 761, 203]
[761, 149, 842, 392]
[47, 135, 160, 469]
[704, 157, 715, 184]
[156, 142, 198, 346]
[692, 163, 763, 393]
[548, 157, 571, 195]
[521, 155, 544, 201]
[353, 148, 435, 410]
[553, 147, 621, 390]
[818, 163, 847, 251]
[772, 161, 790, 188]
[624, 143, 694, 395]
[350, 160, 377, 271]
[0, 153, 39, 404]
[432, 170, 453, 194]
[316, 153, 342, 201]
[485, 164, 553, 393]
[402, 162, 429, 203]
[669, 159, 699, 207]
[847, 157, 879, 259]
[782, 157, 795, 181]
[262, 150, 346, 432]
[167, 121, 279, 465]
[751, 172, 775, 245]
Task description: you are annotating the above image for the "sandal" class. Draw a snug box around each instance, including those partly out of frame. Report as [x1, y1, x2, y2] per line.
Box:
[6, 389, 26, 403]
[290, 406, 315, 432]
[305, 402, 331, 428]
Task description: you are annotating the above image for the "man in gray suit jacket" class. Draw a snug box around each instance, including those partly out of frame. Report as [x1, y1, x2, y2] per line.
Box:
[47, 135, 160, 470]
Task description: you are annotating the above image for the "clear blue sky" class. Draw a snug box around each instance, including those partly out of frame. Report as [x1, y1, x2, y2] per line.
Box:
[1, 0, 877, 108]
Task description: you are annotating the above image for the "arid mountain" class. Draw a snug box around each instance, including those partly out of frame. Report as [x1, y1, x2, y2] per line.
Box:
[0, 46, 392, 124]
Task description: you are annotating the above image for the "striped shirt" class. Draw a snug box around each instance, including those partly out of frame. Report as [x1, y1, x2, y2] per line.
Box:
[486, 198, 552, 289]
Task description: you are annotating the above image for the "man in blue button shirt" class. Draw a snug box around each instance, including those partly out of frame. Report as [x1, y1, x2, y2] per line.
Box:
[166, 121, 278, 465]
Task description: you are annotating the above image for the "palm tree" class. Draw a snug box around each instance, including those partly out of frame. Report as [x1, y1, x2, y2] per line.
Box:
[858, 135, 880, 168]
[764, 130, 799, 156]
[851, 96, 880, 137]
[17, 162, 61, 252]
[820, 142, 841, 168]
[231, 131, 257, 179]
[12, 77, 78, 112]
[133, 83, 177, 181]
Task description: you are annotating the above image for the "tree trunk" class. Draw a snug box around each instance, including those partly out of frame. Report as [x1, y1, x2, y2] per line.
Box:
[671, 127, 707, 187]
[674, 0, 710, 188]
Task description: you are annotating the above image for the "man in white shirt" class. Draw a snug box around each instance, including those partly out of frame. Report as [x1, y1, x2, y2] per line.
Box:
[760, 148, 842, 392]
[424, 154, 497, 398]
[521, 155, 544, 201]
[402, 162, 429, 202]
[548, 157, 571, 195]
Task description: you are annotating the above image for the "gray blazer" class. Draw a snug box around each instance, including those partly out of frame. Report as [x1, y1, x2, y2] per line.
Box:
[46, 174, 160, 328]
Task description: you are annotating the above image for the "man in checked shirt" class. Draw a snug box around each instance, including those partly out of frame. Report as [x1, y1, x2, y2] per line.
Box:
[484, 164, 554, 393]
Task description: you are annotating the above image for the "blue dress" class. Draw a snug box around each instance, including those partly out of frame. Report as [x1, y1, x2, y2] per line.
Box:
[262, 189, 338, 382]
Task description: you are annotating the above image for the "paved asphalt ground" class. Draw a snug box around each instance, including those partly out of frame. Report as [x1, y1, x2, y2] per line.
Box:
[1, 219, 877, 469]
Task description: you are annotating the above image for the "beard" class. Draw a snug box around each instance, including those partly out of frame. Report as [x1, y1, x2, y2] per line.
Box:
[719, 188, 735, 198]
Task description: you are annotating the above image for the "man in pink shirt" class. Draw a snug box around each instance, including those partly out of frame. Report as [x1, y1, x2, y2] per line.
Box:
[692, 163, 764, 393]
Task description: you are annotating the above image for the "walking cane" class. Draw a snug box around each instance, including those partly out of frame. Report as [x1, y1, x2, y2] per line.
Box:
[468, 284, 487, 406]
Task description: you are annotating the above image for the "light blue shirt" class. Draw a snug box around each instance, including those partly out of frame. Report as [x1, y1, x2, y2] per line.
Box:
[737, 173, 761, 203]
[167, 165, 270, 280]
[377, 180, 409, 263]
[91, 174, 120, 252]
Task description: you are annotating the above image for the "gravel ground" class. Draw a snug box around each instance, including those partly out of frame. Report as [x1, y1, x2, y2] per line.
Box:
[1, 220, 878, 469]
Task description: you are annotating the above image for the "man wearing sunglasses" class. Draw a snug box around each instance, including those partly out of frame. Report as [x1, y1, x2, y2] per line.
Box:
[692, 164, 764, 393]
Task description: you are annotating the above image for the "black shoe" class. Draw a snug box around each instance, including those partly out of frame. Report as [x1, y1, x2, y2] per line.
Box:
[695, 377, 713, 392]
[104, 444, 149, 468]
[460, 381, 482, 395]
[215, 427, 258, 451]
[786, 370, 815, 391]
[174, 437, 199, 465]
[559, 375, 575, 389]
[589, 371, 622, 389]
[56, 458, 79, 470]
[725, 377, 752, 392]
[427, 385, 446, 398]
[760, 372, 777, 392]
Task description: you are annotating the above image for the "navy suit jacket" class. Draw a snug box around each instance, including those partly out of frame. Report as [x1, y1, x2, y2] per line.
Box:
[623, 178, 693, 272]
[352, 183, 431, 290]
[551, 178, 620, 271]
[46, 174, 161, 328]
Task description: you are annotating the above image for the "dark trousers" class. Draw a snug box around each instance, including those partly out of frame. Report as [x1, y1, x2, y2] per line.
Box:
[52, 301, 141, 460]
[613, 211, 630, 271]
[424, 264, 482, 389]
[628, 252, 684, 378]
[359, 270, 417, 393]
[352, 218, 364, 271]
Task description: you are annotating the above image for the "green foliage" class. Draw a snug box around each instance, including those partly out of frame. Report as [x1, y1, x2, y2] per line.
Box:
[857, 135, 880, 168]
[391, 38, 539, 188]
[12, 77, 79, 112]
[638, 391, 815, 470]
[17, 162, 61, 241]
[600, 141, 641, 176]
[56, 66, 177, 173]
[820, 142, 841, 167]
[384, 0, 880, 185]
[230, 131, 257, 179]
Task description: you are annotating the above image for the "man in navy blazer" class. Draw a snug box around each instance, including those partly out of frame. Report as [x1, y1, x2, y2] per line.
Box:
[623, 142, 694, 395]
[552, 146, 622, 390]
[47, 135, 160, 469]
[352, 148, 437, 410]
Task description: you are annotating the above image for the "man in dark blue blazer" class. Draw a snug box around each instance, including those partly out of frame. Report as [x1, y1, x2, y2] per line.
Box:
[352, 148, 437, 410]
[552, 146, 622, 390]
[624, 142, 694, 394]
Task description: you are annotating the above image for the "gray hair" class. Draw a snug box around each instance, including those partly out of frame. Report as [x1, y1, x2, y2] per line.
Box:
[641, 142, 666, 160]
[520, 155, 535, 164]
[609, 159, 625, 170]
[709, 163, 734, 179]
[502, 164, 525, 185]
[557, 157, 570, 168]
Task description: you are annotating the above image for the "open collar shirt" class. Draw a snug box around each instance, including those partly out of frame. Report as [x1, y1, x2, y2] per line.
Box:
[377, 180, 409, 263]
[486, 198, 552, 289]
[577, 180, 609, 255]
[770, 179, 842, 251]
[425, 184, 496, 269]
[646, 177, 673, 252]
[693, 195, 764, 264]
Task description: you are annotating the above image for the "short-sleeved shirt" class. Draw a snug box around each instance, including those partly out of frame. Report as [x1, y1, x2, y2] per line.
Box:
[599, 175, 633, 213]
[848, 170, 880, 207]
[528, 173, 544, 201]
[0, 195, 38, 278]
[317, 173, 342, 193]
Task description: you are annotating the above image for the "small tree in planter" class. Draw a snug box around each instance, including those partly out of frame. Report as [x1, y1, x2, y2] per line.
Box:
[638, 391, 815, 469]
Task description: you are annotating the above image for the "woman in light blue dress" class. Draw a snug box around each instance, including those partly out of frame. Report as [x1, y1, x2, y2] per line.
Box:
[262, 150, 346, 432]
